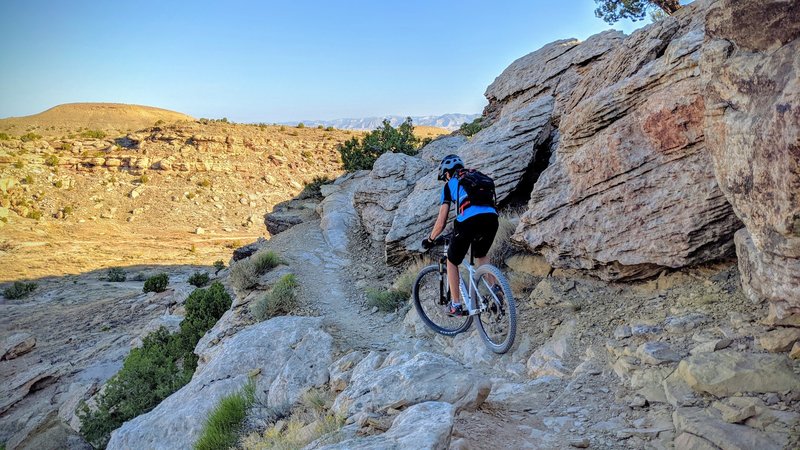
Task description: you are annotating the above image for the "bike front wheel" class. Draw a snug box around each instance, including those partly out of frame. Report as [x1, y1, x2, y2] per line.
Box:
[474, 264, 517, 354]
[413, 265, 472, 336]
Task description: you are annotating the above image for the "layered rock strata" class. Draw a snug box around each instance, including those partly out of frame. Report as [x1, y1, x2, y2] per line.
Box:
[702, 0, 800, 324]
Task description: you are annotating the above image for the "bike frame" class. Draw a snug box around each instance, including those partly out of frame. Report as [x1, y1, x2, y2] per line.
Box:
[439, 239, 496, 316]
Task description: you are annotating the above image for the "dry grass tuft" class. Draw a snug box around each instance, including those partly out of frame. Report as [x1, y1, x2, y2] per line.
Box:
[488, 209, 523, 266]
[242, 387, 344, 450]
[230, 250, 284, 291]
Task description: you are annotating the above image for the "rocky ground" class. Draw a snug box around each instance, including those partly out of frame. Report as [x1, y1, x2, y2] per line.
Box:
[0, 263, 214, 449]
[99, 174, 800, 450]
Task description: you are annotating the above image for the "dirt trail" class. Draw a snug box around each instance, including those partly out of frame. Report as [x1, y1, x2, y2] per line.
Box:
[262, 219, 612, 449]
[261, 220, 411, 353]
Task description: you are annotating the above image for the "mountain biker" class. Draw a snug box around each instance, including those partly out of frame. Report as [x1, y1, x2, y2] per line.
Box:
[422, 154, 499, 316]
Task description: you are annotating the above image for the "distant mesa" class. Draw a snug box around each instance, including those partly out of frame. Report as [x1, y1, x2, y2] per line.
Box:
[284, 113, 481, 132]
[0, 103, 194, 134]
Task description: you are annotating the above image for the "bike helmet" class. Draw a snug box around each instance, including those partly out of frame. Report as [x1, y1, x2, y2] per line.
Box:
[438, 154, 464, 180]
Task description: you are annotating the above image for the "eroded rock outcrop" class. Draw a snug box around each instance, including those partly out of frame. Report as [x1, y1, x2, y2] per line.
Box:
[332, 351, 490, 420]
[355, 1, 743, 275]
[354, 153, 430, 244]
[702, 0, 800, 324]
[513, 0, 741, 280]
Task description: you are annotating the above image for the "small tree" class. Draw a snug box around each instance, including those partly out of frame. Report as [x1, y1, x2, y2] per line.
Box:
[107, 267, 126, 282]
[338, 118, 420, 172]
[143, 273, 169, 293]
[594, 0, 681, 24]
[188, 272, 210, 287]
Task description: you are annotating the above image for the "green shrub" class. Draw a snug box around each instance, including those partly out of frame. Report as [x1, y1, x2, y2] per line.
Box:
[213, 260, 225, 274]
[77, 327, 194, 448]
[23, 174, 33, 184]
[180, 282, 232, 343]
[80, 130, 106, 139]
[107, 267, 127, 282]
[366, 288, 407, 312]
[20, 132, 42, 142]
[0, 132, 10, 140]
[325, 126, 334, 132]
[194, 382, 255, 450]
[3, 281, 37, 299]
[188, 272, 210, 287]
[251, 274, 298, 320]
[44, 154, 59, 166]
[139, 174, 149, 184]
[317, 125, 323, 129]
[78, 283, 231, 448]
[254, 251, 282, 274]
[338, 118, 420, 172]
[296, 122, 305, 129]
[300, 175, 332, 199]
[26, 210, 42, 220]
[143, 273, 169, 293]
[13, 160, 24, 169]
[459, 117, 484, 137]
[54, 180, 63, 188]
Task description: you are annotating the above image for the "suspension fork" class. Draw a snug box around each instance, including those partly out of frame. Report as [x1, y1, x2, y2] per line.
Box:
[439, 254, 450, 305]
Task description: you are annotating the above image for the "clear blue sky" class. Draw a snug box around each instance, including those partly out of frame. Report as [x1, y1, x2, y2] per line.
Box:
[0, 0, 645, 122]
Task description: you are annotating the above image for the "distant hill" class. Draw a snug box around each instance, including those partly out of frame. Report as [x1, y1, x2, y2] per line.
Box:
[0, 103, 194, 136]
[285, 113, 480, 131]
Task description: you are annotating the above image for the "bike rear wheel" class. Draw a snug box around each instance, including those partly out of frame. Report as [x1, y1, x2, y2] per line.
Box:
[474, 264, 516, 354]
[413, 265, 472, 336]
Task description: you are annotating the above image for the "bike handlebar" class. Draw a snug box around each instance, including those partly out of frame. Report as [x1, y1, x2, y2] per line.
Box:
[431, 233, 452, 247]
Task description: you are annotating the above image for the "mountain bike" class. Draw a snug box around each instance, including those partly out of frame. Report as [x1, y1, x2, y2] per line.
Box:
[412, 233, 517, 354]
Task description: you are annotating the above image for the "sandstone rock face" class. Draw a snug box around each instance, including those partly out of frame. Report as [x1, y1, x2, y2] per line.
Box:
[512, 1, 741, 280]
[332, 351, 490, 420]
[702, 0, 800, 323]
[316, 402, 455, 450]
[354, 153, 430, 243]
[418, 135, 467, 165]
[108, 317, 332, 450]
[353, 2, 743, 274]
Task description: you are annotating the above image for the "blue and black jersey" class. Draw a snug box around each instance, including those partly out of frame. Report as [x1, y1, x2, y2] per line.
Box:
[441, 177, 497, 222]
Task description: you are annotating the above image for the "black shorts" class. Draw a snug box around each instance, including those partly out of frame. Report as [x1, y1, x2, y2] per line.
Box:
[447, 213, 499, 265]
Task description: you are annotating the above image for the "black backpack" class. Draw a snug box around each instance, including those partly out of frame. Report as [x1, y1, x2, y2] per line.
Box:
[456, 169, 496, 214]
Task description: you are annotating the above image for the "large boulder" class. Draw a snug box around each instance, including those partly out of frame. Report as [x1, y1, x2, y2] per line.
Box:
[264, 198, 319, 235]
[332, 351, 490, 420]
[107, 317, 333, 450]
[314, 402, 455, 450]
[702, 0, 800, 324]
[675, 351, 800, 397]
[353, 154, 429, 243]
[513, 1, 741, 280]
